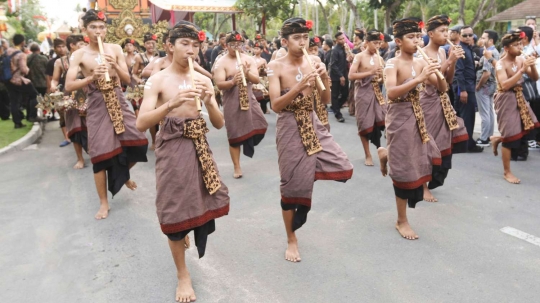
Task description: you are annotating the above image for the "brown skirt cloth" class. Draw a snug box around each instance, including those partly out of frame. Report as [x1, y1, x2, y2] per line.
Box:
[222, 79, 268, 158]
[65, 108, 88, 153]
[155, 116, 230, 258]
[277, 111, 353, 231]
[420, 85, 464, 189]
[494, 89, 540, 149]
[348, 80, 356, 116]
[386, 101, 441, 208]
[354, 75, 386, 148]
[86, 83, 148, 196]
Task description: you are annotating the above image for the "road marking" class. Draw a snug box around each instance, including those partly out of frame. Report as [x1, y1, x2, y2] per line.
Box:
[500, 227, 540, 247]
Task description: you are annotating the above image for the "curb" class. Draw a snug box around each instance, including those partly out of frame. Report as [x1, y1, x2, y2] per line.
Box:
[0, 122, 44, 156]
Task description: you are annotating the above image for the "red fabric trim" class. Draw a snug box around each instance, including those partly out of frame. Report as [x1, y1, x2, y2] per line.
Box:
[359, 127, 373, 136]
[281, 196, 311, 207]
[120, 139, 149, 147]
[440, 148, 452, 157]
[228, 128, 267, 145]
[452, 134, 469, 144]
[432, 157, 442, 166]
[91, 147, 123, 164]
[359, 121, 385, 136]
[160, 204, 230, 234]
[501, 122, 540, 143]
[67, 126, 87, 138]
[315, 169, 353, 181]
[392, 174, 432, 190]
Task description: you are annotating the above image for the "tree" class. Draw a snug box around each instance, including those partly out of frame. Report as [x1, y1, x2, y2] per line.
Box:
[235, 0, 296, 34]
[4, 0, 46, 41]
[368, 0, 405, 32]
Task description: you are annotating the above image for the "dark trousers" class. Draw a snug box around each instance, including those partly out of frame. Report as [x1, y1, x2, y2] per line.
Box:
[454, 90, 478, 150]
[5, 82, 38, 125]
[331, 79, 349, 118]
[0, 88, 9, 120]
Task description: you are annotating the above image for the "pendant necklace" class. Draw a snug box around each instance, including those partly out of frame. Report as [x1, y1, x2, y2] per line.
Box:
[511, 62, 518, 73]
[411, 65, 416, 77]
[369, 55, 375, 66]
[296, 67, 303, 82]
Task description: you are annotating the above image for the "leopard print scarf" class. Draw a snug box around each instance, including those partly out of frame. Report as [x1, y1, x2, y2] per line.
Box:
[388, 84, 430, 143]
[237, 77, 249, 111]
[94, 77, 125, 134]
[283, 92, 323, 155]
[371, 77, 385, 106]
[313, 89, 329, 126]
[438, 91, 458, 130]
[183, 118, 222, 195]
[513, 86, 535, 131]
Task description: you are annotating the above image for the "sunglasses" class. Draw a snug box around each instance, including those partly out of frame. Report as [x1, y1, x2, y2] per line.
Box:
[462, 34, 474, 38]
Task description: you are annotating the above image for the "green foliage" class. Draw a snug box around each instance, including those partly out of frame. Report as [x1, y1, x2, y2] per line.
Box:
[4, 0, 47, 41]
[235, 0, 296, 30]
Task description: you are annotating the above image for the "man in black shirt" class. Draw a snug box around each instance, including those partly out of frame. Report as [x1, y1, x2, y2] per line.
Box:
[210, 33, 226, 69]
[329, 32, 349, 122]
[454, 26, 483, 152]
[323, 39, 333, 71]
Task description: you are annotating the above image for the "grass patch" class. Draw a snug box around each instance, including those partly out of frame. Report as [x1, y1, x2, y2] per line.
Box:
[0, 118, 33, 149]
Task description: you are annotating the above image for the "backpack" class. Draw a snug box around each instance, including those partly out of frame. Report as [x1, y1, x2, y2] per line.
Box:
[0, 50, 21, 83]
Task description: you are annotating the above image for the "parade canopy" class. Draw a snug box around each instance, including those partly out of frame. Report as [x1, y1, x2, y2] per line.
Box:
[150, 0, 242, 13]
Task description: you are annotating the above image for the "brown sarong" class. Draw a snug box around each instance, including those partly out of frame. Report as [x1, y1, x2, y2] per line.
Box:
[353, 75, 386, 147]
[277, 90, 353, 231]
[386, 79, 441, 208]
[155, 116, 230, 258]
[222, 77, 268, 157]
[65, 108, 88, 152]
[86, 79, 148, 195]
[494, 82, 540, 145]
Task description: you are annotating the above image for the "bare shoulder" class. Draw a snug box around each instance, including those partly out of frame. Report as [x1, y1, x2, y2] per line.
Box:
[267, 58, 283, 71]
[146, 71, 165, 86]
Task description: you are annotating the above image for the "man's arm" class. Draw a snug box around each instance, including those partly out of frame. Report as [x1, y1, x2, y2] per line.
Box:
[50, 59, 63, 92]
[244, 56, 260, 84]
[106, 44, 130, 84]
[312, 56, 331, 104]
[150, 58, 162, 77]
[141, 57, 156, 79]
[136, 74, 168, 131]
[17, 53, 29, 75]
[213, 58, 236, 90]
[198, 75, 224, 129]
[194, 61, 212, 79]
[65, 49, 103, 92]
[454, 57, 466, 92]
[441, 47, 459, 84]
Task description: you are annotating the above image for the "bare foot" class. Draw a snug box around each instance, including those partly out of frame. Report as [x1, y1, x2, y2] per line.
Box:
[490, 136, 501, 156]
[364, 156, 374, 166]
[233, 166, 242, 179]
[504, 172, 521, 184]
[377, 147, 388, 177]
[175, 273, 196, 302]
[73, 160, 84, 169]
[125, 180, 137, 190]
[395, 221, 419, 240]
[285, 240, 301, 263]
[423, 187, 438, 202]
[149, 144, 156, 151]
[95, 204, 109, 220]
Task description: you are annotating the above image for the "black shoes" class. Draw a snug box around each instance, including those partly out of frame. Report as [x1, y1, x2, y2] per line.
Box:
[336, 116, 345, 123]
[468, 146, 484, 153]
[476, 139, 490, 147]
[14, 123, 26, 129]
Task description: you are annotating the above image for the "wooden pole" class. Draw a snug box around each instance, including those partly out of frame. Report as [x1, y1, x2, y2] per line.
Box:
[302, 48, 326, 91]
[416, 46, 445, 80]
[188, 57, 201, 111]
[235, 50, 247, 86]
[97, 36, 110, 82]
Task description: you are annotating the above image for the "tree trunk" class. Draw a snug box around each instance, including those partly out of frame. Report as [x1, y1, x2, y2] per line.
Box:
[345, 0, 361, 28]
[470, 0, 496, 29]
[402, 1, 413, 19]
[316, 0, 333, 36]
[458, 0, 466, 25]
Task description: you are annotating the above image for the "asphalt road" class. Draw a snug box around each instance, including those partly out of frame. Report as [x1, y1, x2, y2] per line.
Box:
[1, 108, 539, 303]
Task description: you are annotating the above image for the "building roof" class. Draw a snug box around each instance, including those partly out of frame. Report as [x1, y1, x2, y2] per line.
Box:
[487, 0, 540, 22]
[150, 0, 242, 13]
